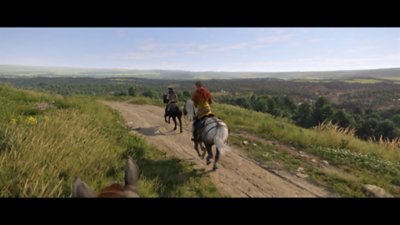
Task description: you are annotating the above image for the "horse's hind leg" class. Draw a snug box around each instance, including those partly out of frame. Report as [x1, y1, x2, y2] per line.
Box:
[194, 142, 201, 158]
[178, 115, 182, 133]
[213, 148, 220, 171]
[206, 145, 213, 165]
[172, 116, 177, 130]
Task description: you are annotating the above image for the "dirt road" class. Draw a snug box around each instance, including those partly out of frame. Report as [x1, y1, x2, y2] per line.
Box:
[103, 101, 334, 197]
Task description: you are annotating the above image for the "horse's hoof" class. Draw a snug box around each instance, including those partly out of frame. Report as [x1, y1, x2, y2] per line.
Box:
[213, 165, 218, 171]
[206, 159, 212, 165]
[174, 127, 177, 130]
[200, 151, 206, 159]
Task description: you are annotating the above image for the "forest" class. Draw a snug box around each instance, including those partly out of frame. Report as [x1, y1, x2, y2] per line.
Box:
[1, 76, 399, 141]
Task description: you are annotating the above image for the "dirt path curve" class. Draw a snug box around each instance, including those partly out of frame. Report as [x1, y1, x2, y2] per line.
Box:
[103, 101, 334, 197]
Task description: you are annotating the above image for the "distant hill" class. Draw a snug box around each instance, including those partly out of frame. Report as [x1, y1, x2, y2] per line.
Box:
[1, 64, 400, 80]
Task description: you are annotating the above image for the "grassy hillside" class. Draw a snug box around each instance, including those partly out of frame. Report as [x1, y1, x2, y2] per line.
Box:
[3, 83, 399, 197]
[0, 84, 221, 197]
[100, 95, 400, 196]
[211, 103, 400, 196]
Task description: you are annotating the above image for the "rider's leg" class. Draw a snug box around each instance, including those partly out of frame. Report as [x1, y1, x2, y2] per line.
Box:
[191, 118, 198, 141]
[164, 104, 168, 117]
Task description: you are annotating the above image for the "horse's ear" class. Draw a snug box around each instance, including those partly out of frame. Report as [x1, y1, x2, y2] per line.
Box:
[73, 178, 97, 198]
[125, 156, 139, 187]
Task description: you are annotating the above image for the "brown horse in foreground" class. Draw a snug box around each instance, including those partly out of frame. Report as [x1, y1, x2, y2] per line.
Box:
[72, 156, 139, 197]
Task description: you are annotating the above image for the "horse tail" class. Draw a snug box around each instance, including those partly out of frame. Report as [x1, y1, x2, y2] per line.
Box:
[214, 126, 230, 155]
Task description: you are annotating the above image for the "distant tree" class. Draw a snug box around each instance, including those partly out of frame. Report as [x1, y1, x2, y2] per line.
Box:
[235, 97, 251, 109]
[128, 87, 136, 96]
[365, 108, 373, 115]
[182, 91, 191, 99]
[356, 118, 378, 140]
[332, 110, 352, 128]
[352, 106, 363, 115]
[266, 98, 276, 115]
[282, 96, 297, 112]
[250, 94, 257, 103]
[392, 114, 400, 126]
[312, 96, 333, 125]
[293, 102, 314, 128]
[376, 120, 396, 140]
[253, 96, 269, 112]
[142, 89, 157, 98]
[114, 91, 127, 96]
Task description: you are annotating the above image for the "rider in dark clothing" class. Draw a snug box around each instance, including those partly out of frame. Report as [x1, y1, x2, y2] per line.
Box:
[165, 87, 178, 117]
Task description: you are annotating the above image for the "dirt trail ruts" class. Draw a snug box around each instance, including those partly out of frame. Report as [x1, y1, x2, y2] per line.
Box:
[104, 101, 334, 197]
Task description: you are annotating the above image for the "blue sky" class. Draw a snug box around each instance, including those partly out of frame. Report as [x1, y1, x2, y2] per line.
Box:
[0, 28, 399, 72]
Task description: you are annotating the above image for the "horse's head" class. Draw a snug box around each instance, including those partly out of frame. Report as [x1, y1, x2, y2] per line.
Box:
[72, 156, 140, 198]
[183, 105, 187, 115]
[184, 99, 196, 121]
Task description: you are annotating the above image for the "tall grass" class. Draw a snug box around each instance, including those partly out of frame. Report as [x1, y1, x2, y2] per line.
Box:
[212, 102, 400, 196]
[0, 109, 121, 197]
[212, 103, 400, 163]
[0, 84, 220, 197]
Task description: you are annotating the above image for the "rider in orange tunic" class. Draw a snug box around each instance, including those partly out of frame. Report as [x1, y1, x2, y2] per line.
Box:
[191, 81, 213, 141]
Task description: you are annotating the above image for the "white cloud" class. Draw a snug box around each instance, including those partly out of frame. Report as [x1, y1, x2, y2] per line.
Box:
[128, 61, 185, 70]
[257, 34, 293, 44]
[345, 45, 380, 53]
[115, 30, 127, 38]
[173, 42, 249, 55]
[0, 56, 61, 67]
[309, 38, 323, 43]
[124, 51, 177, 60]
[136, 39, 159, 51]
[214, 43, 248, 52]
[235, 53, 400, 72]
[84, 50, 177, 61]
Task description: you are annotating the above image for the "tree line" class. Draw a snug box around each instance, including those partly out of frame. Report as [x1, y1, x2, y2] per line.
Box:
[214, 94, 400, 141]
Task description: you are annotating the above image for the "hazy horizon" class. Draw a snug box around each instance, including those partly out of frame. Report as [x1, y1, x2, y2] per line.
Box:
[1, 28, 399, 72]
[1, 63, 400, 74]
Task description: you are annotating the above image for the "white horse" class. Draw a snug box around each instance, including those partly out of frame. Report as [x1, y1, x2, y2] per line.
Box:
[183, 99, 230, 170]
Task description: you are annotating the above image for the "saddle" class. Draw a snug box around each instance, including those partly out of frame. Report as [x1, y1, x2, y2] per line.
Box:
[194, 114, 214, 128]
[193, 114, 215, 142]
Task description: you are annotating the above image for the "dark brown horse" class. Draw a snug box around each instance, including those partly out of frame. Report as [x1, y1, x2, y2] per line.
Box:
[163, 94, 183, 133]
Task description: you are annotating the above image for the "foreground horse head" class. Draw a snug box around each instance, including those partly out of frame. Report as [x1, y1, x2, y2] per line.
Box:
[72, 156, 139, 198]
[184, 99, 230, 171]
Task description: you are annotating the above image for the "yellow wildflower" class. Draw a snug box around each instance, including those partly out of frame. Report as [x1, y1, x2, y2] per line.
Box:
[10, 118, 17, 125]
[26, 116, 37, 125]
